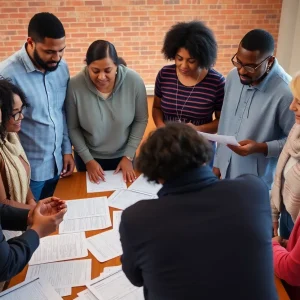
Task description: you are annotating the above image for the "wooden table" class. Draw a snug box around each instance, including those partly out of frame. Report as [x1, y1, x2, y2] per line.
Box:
[8, 172, 290, 300]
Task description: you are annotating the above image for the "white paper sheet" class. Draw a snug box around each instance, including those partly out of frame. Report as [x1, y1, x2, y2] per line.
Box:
[108, 189, 156, 210]
[86, 171, 127, 193]
[113, 211, 123, 231]
[59, 215, 112, 234]
[197, 131, 240, 146]
[0, 277, 62, 300]
[128, 175, 162, 196]
[87, 270, 144, 300]
[2, 230, 22, 240]
[26, 259, 92, 288]
[86, 229, 122, 262]
[64, 197, 109, 219]
[55, 287, 72, 297]
[29, 232, 88, 265]
[77, 289, 98, 300]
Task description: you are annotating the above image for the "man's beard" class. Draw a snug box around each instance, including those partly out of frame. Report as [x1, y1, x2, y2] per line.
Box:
[33, 48, 61, 72]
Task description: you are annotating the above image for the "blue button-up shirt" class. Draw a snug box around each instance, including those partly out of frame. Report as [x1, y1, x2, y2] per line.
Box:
[214, 60, 294, 189]
[0, 44, 72, 181]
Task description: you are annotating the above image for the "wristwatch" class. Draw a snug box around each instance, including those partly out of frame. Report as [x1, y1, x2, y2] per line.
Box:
[125, 156, 133, 162]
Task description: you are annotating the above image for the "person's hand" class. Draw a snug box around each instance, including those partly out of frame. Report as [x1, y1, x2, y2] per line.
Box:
[213, 167, 221, 179]
[86, 160, 105, 183]
[272, 236, 288, 248]
[227, 139, 262, 156]
[30, 200, 67, 238]
[114, 157, 136, 183]
[186, 122, 198, 131]
[27, 198, 37, 206]
[273, 221, 279, 237]
[27, 197, 66, 226]
[61, 154, 75, 177]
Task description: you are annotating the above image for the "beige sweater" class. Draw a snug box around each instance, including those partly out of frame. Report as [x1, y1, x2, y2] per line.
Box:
[271, 123, 300, 222]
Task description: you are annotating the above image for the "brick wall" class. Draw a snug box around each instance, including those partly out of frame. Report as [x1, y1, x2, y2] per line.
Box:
[0, 0, 282, 85]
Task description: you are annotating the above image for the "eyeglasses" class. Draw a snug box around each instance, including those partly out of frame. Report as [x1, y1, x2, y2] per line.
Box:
[231, 54, 271, 73]
[11, 106, 25, 121]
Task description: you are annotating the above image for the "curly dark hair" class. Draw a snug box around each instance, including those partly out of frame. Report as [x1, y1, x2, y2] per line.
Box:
[161, 21, 217, 69]
[136, 123, 212, 183]
[0, 79, 29, 142]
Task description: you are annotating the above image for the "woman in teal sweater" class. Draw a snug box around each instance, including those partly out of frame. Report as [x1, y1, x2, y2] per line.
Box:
[66, 40, 148, 184]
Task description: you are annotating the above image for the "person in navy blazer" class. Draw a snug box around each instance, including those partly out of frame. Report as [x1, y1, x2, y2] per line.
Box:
[119, 123, 278, 300]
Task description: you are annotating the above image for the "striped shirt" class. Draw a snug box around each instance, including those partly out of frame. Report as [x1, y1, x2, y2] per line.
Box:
[0, 44, 72, 181]
[155, 64, 225, 126]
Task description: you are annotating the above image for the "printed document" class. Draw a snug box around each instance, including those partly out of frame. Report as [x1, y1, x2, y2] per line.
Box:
[29, 232, 88, 265]
[128, 175, 162, 196]
[86, 171, 127, 193]
[198, 131, 240, 146]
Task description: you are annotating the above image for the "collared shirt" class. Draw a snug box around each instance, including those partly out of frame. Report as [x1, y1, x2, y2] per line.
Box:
[0, 44, 72, 181]
[214, 59, 294, 189]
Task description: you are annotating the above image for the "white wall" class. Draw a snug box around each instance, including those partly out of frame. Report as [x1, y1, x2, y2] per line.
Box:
[277, 0, 300, 76]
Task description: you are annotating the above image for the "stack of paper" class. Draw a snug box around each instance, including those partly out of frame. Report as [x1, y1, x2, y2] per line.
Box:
[76, 266, 122, 300]
[29, 232, 88, 265]
[86, 229, 122, 262]
[26, 260, 92, 290]
[108, 189, 155, 210]
[128, 174, 162, 196]
[86, 171, 127, 193]
[112, 211, 122, 231]
[87, 269, 144, 300]
[59, 197, 112, 234]
[3, 230, 22, 240]
[0, 277, 62, 300]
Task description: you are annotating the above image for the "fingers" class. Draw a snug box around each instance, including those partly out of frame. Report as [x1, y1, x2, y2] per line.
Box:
[114, 164, 121, 174]
[122, 169, 127, 182]
[126, 170, 136, 183]
[54, 207, 67, 220]
[62, 162, 75, 177]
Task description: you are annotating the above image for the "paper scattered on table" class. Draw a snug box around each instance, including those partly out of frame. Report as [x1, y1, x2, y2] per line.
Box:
[197, 131, 240, 146]
[108, 189, 156, 210]
[3, 230, 22, 240]
[113, 211, 122, 231]
[128, 174, 162, 196]
[78, 266, 122, 300]
[86, 171, 127, 193]
[86, 229, 122, 262]
[0, 277, 62, 300]
[55, 287, 72, 297]
[87, 270, 144, 300]
[59, 197, 111, 234]
[26, 259, 92, 288]
[64, 197, 109, 219]
[29, 232, 88, 265]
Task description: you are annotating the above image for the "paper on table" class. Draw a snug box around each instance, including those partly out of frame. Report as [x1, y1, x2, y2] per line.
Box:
[108, 189, 156, 210]
[2, 230, 22, 240]
[59, 215, 112, 234]
[64, 197, 109, 219]
[87, 270, 144, 300]
[0, 277, 62, 300]
[86, 229, 122, 262]
[78, 266, 123, 300]
[55, 287, 72, 297]
[86, 171, 127, 193]
[198, 131, 240, 146]
[113, 211, 122, 231]
[29, 232, 88, 265]
[26, 259, 92, 288]
[128, 175, 162, 196]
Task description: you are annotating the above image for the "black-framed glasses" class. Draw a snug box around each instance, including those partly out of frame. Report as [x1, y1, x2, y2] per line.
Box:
[231, 53, 271, 73]
[11, 106, 25, 121]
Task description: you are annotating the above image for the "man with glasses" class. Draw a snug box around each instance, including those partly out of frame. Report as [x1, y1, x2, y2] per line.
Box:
[0, 13, 75, 200]
[213, 29, 294, 189]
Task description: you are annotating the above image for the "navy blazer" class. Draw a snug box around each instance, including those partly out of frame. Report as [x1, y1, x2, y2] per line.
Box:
[0, 204, 39, 281]
[120, 166, 278, 300]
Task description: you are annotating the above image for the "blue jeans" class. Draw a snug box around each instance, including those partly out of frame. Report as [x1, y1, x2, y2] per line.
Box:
[208, 142, 216, 168]
[74, 152, 123, 172]
[30, 175, 60, 201]
[279, 206, 294, 239]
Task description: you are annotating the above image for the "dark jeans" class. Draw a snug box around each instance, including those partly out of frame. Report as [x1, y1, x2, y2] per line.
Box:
[74, 152, 122, 171]
[279, 206, 294, 239]
[30, 175, 60, 201]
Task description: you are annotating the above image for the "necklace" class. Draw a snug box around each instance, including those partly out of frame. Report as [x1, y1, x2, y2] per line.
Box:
[175, 71, 201, 123]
